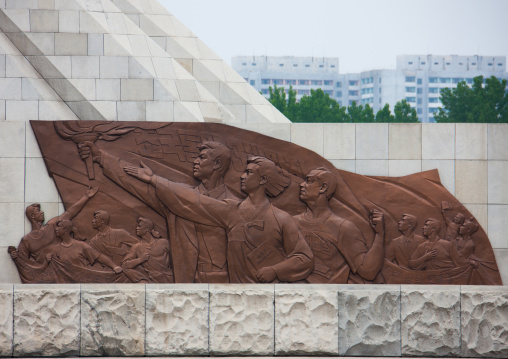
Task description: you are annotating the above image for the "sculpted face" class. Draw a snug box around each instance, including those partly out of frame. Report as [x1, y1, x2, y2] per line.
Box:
[31, 207, 45, 223]
[454, 213, 465, 224]
[398, 216, 411, 232]
[193, 149, 215, 181]
[240, 163, 261, 194]
[300, 171, 322, 203]
[136, 221, 149, 237]
[91, 214, 103, 229]
[55, 222, 65, 238]
[422, 220, 435, 237]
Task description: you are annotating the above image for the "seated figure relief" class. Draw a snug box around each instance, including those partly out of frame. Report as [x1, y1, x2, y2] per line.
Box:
[8, 121, 501, 285]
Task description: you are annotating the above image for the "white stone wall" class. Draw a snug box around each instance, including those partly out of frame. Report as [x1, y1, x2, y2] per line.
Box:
[0, 284, 507, 357]
[1, 123, 508, 284]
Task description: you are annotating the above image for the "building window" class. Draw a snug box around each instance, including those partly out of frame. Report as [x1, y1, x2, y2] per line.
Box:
[250, 80, 255, 86]
[331, 65, 335, 68]
[417, 108, 422, 114]
[252, 63, 256, 66]
[408, 61, 413, 65]
[336, 91, 342, 97]
[421, 62, 426, 65]
[261, 79, 271, 85]
[446, 62, 450, 65]
[498, 63, 503, 66]
[273, 79, 283, 85]
[297, 89, 310, 95]
[406, 97, 416, 102]
[348, 90, 358, 96]
[285, 80, 296, 85]
[379, 88, 382, 93]
[311, 80, 323, 86]
[305, 64, 310, 67]
[429, 98, 439, 103]
[417, 99, 422, 104]
[405, 76, 416, 82]
[337, 101, 342, 106]
[242, 62, 247, 66]
[429, 87, 439, 93]
[434, 62, 439, 65]
[298, 80, 309, 85]
[439, 77, 451, 83]
[417, 78, 422, 84]
[279, 64, 284, 67]
[429, 77, 438, 83]
[379, 78, 382, 83]
[428, 116, 434, 122]
[405, 87, 416, 93]
[471, 62, 476, 65]
[349, 80, 359, 86]
[361, 88, 373, 95]
[452, 78, 463, 84]
[319, 65, 324, 68]
[261, 89, 268, 94]
[488, 63, 493, 66]
[325, 90, 333, 95]
[466, 78, 474, 84]
[336, 82, 342, 88]
[417, 88, 422, 94]
[429, 107, 438, 113]
[324, 80, 333, 86]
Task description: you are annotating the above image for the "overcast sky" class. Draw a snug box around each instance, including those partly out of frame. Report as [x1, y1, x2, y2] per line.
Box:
[160, 0, 508, 73]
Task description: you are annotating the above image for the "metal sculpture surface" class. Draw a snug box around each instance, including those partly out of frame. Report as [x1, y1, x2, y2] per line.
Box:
[8, 121, 502, 285]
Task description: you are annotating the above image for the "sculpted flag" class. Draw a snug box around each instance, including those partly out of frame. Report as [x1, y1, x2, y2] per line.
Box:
[23, 120, 502, 285]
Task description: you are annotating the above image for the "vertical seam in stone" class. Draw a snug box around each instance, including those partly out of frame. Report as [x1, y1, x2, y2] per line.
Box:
[399, 284, 402, 356]
[79, 283, 82, 356]
[273, 284, 275, 356]
[207, 283, 210, 356]
[459, 285, 462, 356]
[11, 284, 14, 357]
[144, 283, 147, 356]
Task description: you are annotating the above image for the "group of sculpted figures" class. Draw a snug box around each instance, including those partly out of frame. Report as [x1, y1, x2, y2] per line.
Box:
[8, 139, 490, 284]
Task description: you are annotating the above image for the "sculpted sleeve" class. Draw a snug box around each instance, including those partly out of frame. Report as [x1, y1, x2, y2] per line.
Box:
[271, 209, 314, 282]
[153, 175, 232, 229]
[100, 152, 165, 215]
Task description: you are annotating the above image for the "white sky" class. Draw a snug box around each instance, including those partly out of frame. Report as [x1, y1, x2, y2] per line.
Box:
[159, 0, 508, 73]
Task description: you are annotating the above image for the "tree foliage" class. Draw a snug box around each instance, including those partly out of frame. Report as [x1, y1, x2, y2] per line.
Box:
[435, 76, 508, 123]
[266, 85, 420, 123]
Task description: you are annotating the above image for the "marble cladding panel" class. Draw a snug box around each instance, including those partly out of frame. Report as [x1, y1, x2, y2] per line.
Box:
[275, 284, 339, 355]
[145, 284, 208, 356]
[209, 284, 274, 356]
[461, 286, 508, 358]
[401, 285, 461, 357]
[80, 284, 145, 357]
[388, 123, 422, 160]
[338, 285, 401, 356]
[290, 123, 324, 156]
[356, 123, 388, 160]
[13, 284, 80, 357]
[0, 284, 13, 357]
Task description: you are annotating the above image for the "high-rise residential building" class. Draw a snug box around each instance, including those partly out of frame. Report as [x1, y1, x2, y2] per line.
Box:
[233, 55, 508, 123]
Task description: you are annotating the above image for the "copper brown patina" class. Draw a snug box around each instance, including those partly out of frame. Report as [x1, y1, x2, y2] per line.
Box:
[8, 121, 502, 285]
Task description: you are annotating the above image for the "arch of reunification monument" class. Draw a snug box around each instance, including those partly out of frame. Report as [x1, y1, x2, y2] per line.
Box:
[0, 0, 507, 357]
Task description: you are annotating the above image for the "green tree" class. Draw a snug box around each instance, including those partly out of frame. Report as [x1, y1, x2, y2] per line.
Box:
[267, 85, 299, 121]
[435, 75, 508, 123]
[346, 101, 375, 122]
[295, 88, 348, 123]
[393, 99, 419, 123]
[375, 103, 395, 122]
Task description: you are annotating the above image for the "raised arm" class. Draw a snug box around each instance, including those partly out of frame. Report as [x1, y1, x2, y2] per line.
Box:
[124, 162, 233, 228]
[50, 187, 98, 224]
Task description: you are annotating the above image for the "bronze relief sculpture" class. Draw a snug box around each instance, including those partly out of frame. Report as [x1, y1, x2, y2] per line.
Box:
[9, 121, 502, 285]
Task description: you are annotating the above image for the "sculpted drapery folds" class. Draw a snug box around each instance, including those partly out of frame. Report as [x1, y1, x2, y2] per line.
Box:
[11, 121, 501, 285]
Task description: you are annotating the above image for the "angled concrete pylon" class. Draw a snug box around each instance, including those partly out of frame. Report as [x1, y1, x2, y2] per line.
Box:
[0, 0, 290, 124]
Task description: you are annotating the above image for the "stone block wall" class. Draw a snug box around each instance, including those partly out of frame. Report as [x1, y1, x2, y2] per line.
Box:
[0, 284, 507, 357]
[1, 122, 508, 284]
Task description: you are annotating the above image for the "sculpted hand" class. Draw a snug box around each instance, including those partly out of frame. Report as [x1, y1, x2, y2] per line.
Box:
[124, 162, 154, 183]
[46, 253, 53, 262]
[470, 260, 478, 269]
[85, 186, 99, 198]
[113, 266, 123, 274]
[369, 209, 385, 235]
[78, 141, 101, 162]
[424, 249, 437, 260]
[9, 249, 19, 260]
[140, 252, 150, 262]
[255, 267, 277, 283]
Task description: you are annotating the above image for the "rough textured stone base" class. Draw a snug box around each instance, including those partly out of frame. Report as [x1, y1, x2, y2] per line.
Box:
[461, 286, 508, 358]
[80, 284, 145, 357]
[0, 284, 13, 357]
[146, 284, 209, 356]
[13, 284, 80, 357]
[401, 285, 461, 357]
[275, 284, 339, 355]
[338, 285, 401, 356]
[209, 284, 274, 356]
